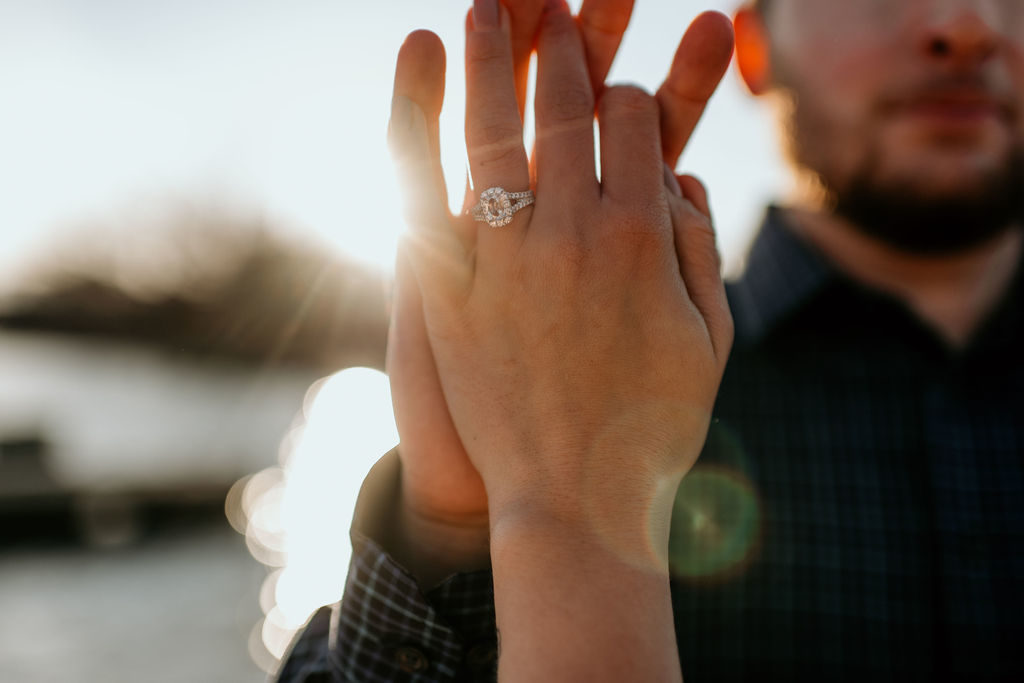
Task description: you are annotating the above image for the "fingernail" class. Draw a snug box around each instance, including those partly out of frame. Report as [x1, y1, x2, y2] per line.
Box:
[664, 164, 683, 197]
[473, 0, 499, 30]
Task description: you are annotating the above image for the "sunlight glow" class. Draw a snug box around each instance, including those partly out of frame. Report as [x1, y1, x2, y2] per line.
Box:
[230, 367, 398, 672]
[1, 1, 783, 279]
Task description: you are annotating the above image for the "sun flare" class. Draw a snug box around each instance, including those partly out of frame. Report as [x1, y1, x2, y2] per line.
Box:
[228, 367, 398, 671]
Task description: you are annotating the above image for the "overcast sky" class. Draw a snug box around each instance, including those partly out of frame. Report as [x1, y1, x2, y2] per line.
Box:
[0, 0, 787, 282]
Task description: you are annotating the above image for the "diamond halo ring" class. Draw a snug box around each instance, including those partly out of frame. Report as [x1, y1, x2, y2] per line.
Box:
[470, 187, 535, 228]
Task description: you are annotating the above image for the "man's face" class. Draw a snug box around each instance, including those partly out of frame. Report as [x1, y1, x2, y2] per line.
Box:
[766, 0, 1024, 252]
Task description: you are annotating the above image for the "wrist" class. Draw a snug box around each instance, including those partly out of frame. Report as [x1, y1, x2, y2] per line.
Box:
[488, 499, 682, 683]
[387, 482, 491, 589]
[488, 474, 681, 574]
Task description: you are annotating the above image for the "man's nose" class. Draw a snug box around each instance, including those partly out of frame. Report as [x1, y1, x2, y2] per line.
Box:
[919, 0, 1001, 66]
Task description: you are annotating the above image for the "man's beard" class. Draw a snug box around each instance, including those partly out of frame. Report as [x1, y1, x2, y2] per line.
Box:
[777, 74, 1024, 255]
[829, 145, 1024, 255]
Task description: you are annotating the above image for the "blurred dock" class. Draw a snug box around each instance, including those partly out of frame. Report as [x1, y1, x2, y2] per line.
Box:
[0, 516, 266, 683]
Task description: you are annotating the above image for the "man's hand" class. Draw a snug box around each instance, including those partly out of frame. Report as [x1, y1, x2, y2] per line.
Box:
[574, 0, 734, 166]
[386, 32, 491, 587]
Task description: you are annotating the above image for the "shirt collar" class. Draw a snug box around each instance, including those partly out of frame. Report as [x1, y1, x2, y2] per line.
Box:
[727, 209, 1024, 354]
[727, 206, 837, 347]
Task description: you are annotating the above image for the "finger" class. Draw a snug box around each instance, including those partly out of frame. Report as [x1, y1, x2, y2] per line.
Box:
[506, 0, 546, 118]
[667, 177, 732, 362]
[598, 85, 662, 204]
[390, 93, 471, 303]
[534, 0, 598, 198]
[577, 0, 634, 96]
[388, 248, 472, 479]
[676, 173, 711, 217]
[389, 248, 439, 416]
[663, 163, 683, 198]
[655, 11, 734, 166]
[392, 31, 473, 249]
[465, 3, 531, 197]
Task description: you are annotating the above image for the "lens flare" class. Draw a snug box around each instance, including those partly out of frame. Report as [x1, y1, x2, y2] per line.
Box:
[231, 367, 398, 672]
[669, 466, 761, 581]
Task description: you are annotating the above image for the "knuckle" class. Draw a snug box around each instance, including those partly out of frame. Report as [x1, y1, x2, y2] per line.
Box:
[465, 34, 508, 69]
[550, 233, 590, 272]
[580, 4, 631, 37]
[660, 76, 713, 109]
[473, 139, 527, 173]
[674, 199, 717, 239]
[686, 222, 725, 276]
[468, 121, 525, 167]
[620, 204, 672, 239]
[537, 82, 594, 126]
[601, 85, 657, 120]
[534, 230, 590, 282]
[695, 221, 722, 266]
[541, 6, 578, 41]
[691, 211, 718, 242]
[598, 205, 672, 263]
[469, 118, 521, 149]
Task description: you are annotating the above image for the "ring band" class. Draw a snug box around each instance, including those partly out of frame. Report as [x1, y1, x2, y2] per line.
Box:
[470, 187, 535, 228]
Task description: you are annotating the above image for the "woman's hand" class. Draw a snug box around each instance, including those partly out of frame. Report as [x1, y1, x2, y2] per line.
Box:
[389, 1, 733, 678]
[384, 2, 546, 584]
[393, 0, 733, 558]
[385, 0, 734, 589]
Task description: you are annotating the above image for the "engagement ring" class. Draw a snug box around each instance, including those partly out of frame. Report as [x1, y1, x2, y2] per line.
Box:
[470, 187, 535, 228]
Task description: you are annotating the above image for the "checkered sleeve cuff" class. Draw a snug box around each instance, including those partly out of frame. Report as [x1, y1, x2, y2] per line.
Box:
[275, 448, 498, 683]
[331, 533, 496, 682]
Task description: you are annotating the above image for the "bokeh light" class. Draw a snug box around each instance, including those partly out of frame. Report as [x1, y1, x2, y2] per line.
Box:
[226, 367, 398, 672]
[669, 466, 761, 581]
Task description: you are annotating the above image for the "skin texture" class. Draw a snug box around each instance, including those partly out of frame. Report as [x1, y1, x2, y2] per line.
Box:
[734, 0, 1024, 346]
[387, 0, 733, 588]
[387, 1, 733, 678]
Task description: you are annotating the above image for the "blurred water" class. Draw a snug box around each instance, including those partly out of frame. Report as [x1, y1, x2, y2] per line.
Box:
[0, 521, 265, 683]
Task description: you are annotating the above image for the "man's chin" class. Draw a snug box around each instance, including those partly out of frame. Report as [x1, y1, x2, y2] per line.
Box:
[829, 153, 1024, 255]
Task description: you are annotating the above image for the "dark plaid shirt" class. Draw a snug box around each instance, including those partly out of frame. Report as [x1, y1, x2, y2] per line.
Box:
[277, 210, 1024, 682]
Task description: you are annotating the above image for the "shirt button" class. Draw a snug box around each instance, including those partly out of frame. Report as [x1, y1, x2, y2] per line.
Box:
[393, 645, 430, 673]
